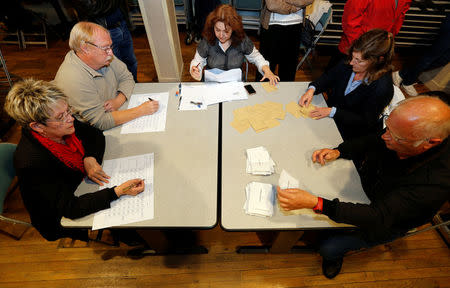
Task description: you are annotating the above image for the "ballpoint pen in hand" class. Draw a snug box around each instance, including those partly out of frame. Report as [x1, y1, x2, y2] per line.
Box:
[148, 97, 154, 101]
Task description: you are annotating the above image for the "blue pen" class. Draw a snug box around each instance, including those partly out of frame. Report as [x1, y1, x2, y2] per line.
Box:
[178, 83, 182, 95]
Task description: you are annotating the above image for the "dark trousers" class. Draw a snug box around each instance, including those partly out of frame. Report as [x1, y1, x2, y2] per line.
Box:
[109, 20, 138, 82]
[399, 14, 450, 86]
[257, 23, 302, 82]
[319, 231, 404, 261]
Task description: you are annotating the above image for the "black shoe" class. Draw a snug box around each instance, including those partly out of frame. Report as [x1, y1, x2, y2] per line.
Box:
[322, 257, 343, 279]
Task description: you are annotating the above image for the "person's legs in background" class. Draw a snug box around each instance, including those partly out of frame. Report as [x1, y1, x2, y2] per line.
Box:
[109, 20, 138, 82]
[256, 25, 279, 82]
[393, 14, 450, 96]
[277, 23, 302, 81]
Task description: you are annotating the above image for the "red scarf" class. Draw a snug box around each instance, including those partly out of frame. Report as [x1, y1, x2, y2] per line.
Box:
[31, 131, 86, 175]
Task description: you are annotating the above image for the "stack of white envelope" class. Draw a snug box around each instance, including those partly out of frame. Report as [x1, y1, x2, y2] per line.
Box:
[244, 182, 275, 217]
[246, 146, 275, 175]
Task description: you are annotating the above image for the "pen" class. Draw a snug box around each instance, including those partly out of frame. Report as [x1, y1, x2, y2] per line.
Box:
[122, 179, 145, 193]
[121, 183, 136, 193]
[190, 101, 203, 106]
[148, 97, 153, 101]
[196, 62, 200, 68]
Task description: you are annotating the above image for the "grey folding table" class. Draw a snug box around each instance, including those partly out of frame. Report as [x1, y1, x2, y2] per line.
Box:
[221, 82, 370, 253]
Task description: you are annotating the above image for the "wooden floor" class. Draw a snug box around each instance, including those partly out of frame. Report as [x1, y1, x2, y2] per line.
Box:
[0, 29, 449, 287]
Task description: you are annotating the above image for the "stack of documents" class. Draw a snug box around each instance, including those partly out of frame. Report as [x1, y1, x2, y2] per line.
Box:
[244, 182, 275, 217]
[246, 146, 275, 175]
[231, 101, 285, 133]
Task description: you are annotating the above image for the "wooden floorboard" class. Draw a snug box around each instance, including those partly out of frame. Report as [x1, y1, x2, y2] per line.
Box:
[0, 28, 448, 287]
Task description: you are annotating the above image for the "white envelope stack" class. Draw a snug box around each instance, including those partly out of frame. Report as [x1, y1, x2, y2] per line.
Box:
[244, 182, 275, 217]
[246, 146, 275, 175]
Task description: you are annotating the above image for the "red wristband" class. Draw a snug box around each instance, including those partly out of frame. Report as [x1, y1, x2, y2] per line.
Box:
[313, 197, 323, 214]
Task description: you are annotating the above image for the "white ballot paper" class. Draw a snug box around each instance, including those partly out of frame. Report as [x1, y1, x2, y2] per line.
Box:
[178, 82, 247, 110]
[178, 85, 207, 111]
[244, 182, 275, 217]
[204, 68, 242, 83]
[92, 153, 154, 230]
[246, 146, 275, 175]
[202, 82, 248, 106]
[121, 92, 169, 134]
[278, 169, 299, 189]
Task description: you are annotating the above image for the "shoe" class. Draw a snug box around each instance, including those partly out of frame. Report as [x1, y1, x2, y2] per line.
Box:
[322, 257, 343, 279]
[401, 83, 418, 96]
[392, 71, 402, 86]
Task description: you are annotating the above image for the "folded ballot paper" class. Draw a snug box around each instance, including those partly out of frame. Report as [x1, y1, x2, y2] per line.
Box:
[204, 68, 242, 83]
[278, 169, 299, 189]
[244, 182, 275, 217]
[246, 146, 275, 175]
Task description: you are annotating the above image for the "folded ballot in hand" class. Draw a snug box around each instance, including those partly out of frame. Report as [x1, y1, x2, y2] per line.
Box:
[244, 182, 275, 217]
[246, 146, 275, 175]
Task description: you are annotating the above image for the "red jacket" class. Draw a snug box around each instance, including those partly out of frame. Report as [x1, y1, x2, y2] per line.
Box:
[338, 0, 412, 54]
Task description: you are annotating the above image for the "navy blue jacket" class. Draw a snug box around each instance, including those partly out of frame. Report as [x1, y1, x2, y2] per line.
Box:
[310, 62, 394, 140]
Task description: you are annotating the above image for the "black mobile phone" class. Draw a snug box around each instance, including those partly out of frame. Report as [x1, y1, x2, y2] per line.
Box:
[244, 84, 256, 95]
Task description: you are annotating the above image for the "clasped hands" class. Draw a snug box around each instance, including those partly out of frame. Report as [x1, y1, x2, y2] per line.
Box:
[277, 148, 340, 210]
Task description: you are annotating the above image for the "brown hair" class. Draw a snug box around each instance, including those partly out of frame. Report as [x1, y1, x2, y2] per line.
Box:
[202, 4, 246, 47]
[348, 29, 394, 84]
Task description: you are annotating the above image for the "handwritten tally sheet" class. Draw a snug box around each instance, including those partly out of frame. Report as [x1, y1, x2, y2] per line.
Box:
[121, 92, 169, 134]
[92, 153, 155, 230]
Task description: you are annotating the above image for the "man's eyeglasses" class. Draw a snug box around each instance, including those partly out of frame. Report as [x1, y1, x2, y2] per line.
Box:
[85, 41, 113, 53]
[47, 106, 73, 123]
[384, 122, 428, 147]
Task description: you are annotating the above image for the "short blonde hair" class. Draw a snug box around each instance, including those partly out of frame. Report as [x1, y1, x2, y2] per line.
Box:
[4, 79, 67, 128]
[69, 21, 109, 52]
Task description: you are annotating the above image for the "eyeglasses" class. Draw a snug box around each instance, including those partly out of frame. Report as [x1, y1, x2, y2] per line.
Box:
[385, 125, 428, 147]
[47, 106, 73, 123]
[85, 41, 113, 53]
[351, 57, 368, 65]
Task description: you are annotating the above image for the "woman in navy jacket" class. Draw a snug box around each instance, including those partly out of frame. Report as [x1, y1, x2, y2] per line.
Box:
[299, 29, 394, 140]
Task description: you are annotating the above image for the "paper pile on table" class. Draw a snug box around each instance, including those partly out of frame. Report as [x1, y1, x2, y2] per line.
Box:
[244, 182, 275, 217]
[246, 146, 275, 175]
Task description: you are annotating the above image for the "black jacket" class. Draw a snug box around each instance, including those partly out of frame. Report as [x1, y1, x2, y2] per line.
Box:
[14, 119, 118, 241]
[310, 62, 394, 140]
[323, 134, 450, 242]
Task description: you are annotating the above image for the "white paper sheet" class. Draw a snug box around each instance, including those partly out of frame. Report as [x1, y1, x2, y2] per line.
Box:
[278, 169, 299, 189]
[120, 92, 169, 134]
[204, 68, 242, 83]
[202, 82, 248, 106]
[92, 153, 154, 230]
[178, 85, 207, 111]
[178, 82, 247, 111]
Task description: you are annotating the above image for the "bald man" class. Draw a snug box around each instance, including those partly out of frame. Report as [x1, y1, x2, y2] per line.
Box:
[278, 96, 450, 279]
[54, 22, 158, 130]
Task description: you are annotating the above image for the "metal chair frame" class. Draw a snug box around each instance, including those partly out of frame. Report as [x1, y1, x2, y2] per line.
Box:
[296, 7, 333, 71]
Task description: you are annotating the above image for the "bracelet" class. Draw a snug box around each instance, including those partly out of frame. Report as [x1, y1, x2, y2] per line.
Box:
[313, 197, 323, 214]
